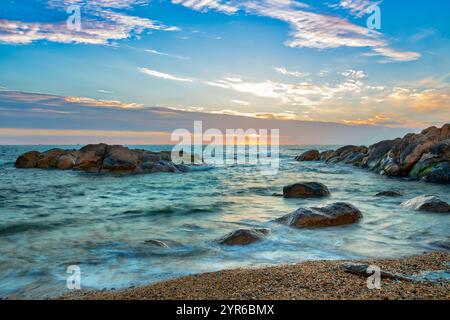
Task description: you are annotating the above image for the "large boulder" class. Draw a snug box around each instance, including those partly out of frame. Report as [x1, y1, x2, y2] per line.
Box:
[295, 150, 320, 161]
[283, 182, 330, 198]
[320, 150, 335, 161]
[102, 145, 140, 173]
[217, 228, 270, 246]
[15, 151, 41, 168]
[275, 202, 362, 228]
[401, 195, 450, 213]
[37, 149, 65, 169]
[56, 153, 78, 170]
[375, 191, 403, 197]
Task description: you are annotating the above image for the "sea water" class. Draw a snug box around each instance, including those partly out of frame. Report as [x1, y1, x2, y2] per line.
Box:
[0, 145, 449, 298]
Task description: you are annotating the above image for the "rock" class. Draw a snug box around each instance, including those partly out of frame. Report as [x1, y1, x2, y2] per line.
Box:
[102, 145, 139, 173]
[144, 240, 169, 248]
[15, 151, 41, 168]
[283, 182, 330, 198]
[375, 191, 403, 197]
[343, 152, 366, 166]
[422, 162, 450, 184]
[362, 139, 398, 170]
[217, 228, 270, 246]
[401, 195, 450, 213]
[295, 150, 320, 161]
[275, 202, 362, 228]
[334, 146, 368, 162]
[15, 143, 195, 175]
[56, 154, 77, 170]
[341, 263, 411, 281]
[320, 150, 335, 161]
[35, 149, 65, 169]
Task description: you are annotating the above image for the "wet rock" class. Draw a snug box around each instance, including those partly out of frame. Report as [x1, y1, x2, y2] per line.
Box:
[422, 162, 450, 184]
[341, 263, 411, 281]
[15, 143, 196, 175]
[144, 240, 170, 248]
[37, 149, 65, 169]
[101, 145, 139, 173]
[401, 195, 450, 213]
[320, 150, 335, 161]
[217, 228, 270, 246]
[283, 182, 330, 198]
[15, 151, 41, 168]
[275, 202, 362, 228]
[375, 191, 403, 197]
[56, 154, 77, 170]
[295, 150, 320, 161]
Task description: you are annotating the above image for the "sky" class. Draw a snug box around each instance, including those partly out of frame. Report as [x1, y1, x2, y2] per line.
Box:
[0, 0, 449, 144]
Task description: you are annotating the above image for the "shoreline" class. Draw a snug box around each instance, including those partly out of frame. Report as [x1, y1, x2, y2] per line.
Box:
[61, 252, 449, 300]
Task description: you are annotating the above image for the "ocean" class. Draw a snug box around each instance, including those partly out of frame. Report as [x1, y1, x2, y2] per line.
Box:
[0, 145, 449, 298]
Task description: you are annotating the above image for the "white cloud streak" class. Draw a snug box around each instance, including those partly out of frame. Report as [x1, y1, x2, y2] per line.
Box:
[139, 67, 194, 82]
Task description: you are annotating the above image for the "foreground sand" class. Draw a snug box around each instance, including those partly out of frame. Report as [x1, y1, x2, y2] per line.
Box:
[63, 252, 449, 300]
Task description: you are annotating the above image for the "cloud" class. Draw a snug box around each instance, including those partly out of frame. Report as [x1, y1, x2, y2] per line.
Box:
[0, 1, 178, 45]
[332, 0, 382, 18]
[230, 99, 250, 106]
[139, 67, 194, 82]
[274, 67, 310, 78]
[171, 0, 239, 14]
[366, 47, 422, 62]
[64, 96, 145, 109]
[146, 49, 190, 60]
[170, 0, 419, 63]
[342, 69, 366, 79]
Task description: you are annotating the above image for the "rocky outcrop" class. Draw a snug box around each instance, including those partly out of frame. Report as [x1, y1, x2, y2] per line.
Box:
[375, 191, 403, 197]
[217, 228, 270, 246]
[401, 195, 450, 213]
[283, 182, 330, 198]
[295, 150, 320, 161]
[275, 202, 362, 228]
[296, 124, 450, 184]
[15, 143, 200, 174]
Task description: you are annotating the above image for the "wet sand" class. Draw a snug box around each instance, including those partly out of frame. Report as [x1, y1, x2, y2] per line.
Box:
[61, 252, 449, 300]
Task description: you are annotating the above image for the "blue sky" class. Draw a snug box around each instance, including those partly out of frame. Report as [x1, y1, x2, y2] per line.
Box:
[0, 0, 449, 144]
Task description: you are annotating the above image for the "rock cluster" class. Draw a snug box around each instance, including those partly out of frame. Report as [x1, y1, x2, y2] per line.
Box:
[295, 124, 450, 184]
[15, 143, 195, 174]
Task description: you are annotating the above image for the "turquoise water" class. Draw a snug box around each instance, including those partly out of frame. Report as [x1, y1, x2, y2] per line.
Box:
[0, 145, 449, 298]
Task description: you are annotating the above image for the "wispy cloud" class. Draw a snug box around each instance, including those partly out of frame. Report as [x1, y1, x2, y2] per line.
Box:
[139, 67, 194, 82]
[170, 0, 419, 63]
[0, 1, 178, 45]
[146, 49, 190, 60]
[274, 67, 310, 78]
[171, 0, 239, 14]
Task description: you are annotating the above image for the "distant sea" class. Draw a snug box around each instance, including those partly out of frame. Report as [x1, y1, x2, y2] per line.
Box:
[0, 145, 449, 298]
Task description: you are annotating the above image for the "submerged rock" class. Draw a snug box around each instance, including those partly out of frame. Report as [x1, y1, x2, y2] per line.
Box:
[283, 182, 330, 198]
[401, 195, 450, 213]
[217, 228, 270, 246]
[295, 150, 320, 161]
[275, 202, 362, 228]
[375, 191, 403, 197]
[144, 240, 170, 248]
[15, 143, 201, 175]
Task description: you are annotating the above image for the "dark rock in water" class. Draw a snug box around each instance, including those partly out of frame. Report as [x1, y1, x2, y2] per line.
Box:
[283, 182, 330, 198]
[275, 202, 362, 228]
[295, 150, 320, 161]
[341, 263, 410, 281]
[300, 124, 450, 184]
[422, 162, 450, 184]
[15, 151, 41, 168]
[401, 195, 450, 213]
[375, 191, 403, 197]
[320, 150, 335, 161]
[144, 240, 170, 248]
[217, 228, 270, 246]
[15, 143, 202, 175]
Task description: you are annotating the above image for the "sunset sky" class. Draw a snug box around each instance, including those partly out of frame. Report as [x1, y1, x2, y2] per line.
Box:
[0, 0, 449, 144]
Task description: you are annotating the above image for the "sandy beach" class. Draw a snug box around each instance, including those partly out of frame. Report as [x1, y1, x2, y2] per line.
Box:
[61, 252, 449, 300]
